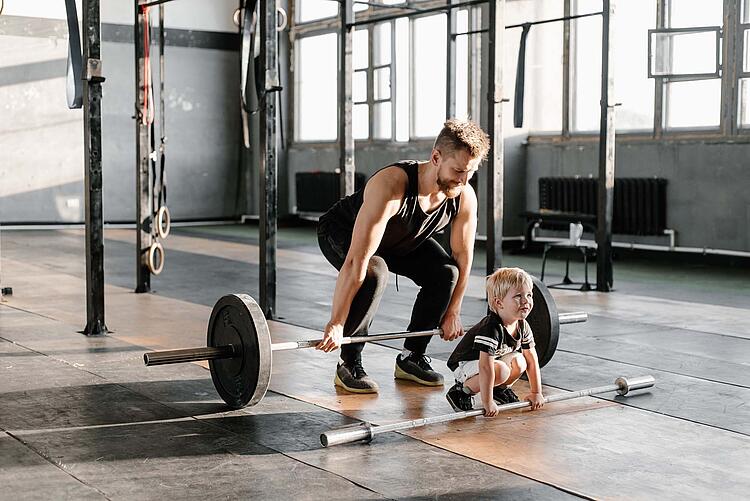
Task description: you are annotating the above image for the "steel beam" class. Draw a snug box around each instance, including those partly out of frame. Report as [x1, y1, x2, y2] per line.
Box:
[562, 0, 571, 137]
[134, 3, 152, 293]
[446, 0, 457, 119]
[347, 0, 487, 28]
[596, 0, 615, 292]
[339, 0, 355, 198]
[82, 0, 108, 335]
[486, 0, 505, 274]
[259, 0, 279, 319]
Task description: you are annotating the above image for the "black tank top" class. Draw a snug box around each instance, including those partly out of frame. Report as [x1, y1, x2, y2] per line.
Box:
[319, 161, 460, 256]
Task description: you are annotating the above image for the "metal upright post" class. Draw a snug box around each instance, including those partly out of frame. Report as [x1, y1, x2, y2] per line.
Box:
[339, 0, 355, 198]
[134, 2, 152, 293]
[259, 0, 279, 319]
[446, 0, 457, 119]
[82, 0, 108, 335]
[652, 0, 665, 138]
[596, 0, 615, 292]
[486, 0, 505, 275]
[721, 0, 739, 136]
[562, 0, 571, 137]
[0, 229, 10, 300]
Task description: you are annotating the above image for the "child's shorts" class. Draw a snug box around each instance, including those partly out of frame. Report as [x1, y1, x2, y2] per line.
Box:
[453, 352, 524, 384]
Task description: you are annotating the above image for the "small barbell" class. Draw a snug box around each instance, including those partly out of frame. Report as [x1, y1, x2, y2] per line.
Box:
[320, 375, 656, 447]
[143, 278, 587, 409]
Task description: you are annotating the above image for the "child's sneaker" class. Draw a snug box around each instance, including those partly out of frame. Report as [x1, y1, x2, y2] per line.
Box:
[446, 382, 474, 411]
[493, 386, 519, 404]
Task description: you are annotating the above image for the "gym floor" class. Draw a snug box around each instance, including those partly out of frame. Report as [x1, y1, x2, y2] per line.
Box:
[1, 224, 749, 500]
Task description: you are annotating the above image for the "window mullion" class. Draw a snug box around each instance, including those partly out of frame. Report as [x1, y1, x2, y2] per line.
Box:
[391, 20, 397, 140]
[721, 0, 739, 136]
[653, 0, 666, 137]
[562, 0, 571, 137]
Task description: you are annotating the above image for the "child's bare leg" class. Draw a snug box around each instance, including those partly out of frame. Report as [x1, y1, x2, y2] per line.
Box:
[502, 356, 528, 387]
[462, 360, 510, 394]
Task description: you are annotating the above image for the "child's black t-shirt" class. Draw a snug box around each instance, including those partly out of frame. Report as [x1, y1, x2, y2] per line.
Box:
[447, 312, 535, 371]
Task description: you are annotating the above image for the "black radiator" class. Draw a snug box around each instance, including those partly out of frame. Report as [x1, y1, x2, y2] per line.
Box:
[539, 177, 668, 235]
[296, 171, 366, 213]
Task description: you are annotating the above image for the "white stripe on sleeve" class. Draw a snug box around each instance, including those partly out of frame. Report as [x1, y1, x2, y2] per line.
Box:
[474, 336, 498, 349]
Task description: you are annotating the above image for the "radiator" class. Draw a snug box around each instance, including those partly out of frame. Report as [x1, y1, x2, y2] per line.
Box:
[539, 177, 668, 235]
[296, 172, 366, 213]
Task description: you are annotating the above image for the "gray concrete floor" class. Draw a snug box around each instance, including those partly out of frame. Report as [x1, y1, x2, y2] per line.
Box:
[1, 225, 749, 500]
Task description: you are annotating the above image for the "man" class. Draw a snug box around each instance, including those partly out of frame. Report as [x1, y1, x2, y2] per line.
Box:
[315, 119, 490, 393]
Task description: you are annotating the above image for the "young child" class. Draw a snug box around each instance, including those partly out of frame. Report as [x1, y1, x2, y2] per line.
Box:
[446, 267, 545, 416]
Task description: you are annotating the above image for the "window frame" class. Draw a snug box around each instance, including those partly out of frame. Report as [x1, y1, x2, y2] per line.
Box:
[290, 0, 481, 146]
[530, 0, 750, 143]
[647, 26, 723, 80]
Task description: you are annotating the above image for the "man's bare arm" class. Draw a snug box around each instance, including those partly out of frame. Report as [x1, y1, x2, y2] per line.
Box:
[317, 168, 406, 352]
[441, 183, 478, 340]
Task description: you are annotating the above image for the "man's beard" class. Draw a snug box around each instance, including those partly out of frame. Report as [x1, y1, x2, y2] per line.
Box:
[437, 177, 463, 198]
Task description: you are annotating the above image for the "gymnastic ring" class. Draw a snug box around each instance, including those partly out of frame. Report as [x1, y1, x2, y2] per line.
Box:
[156, 205, 171, 239]
[232, 7, 242, 27]
[277, 7, 287, 32]
[147, 241, 165, 275]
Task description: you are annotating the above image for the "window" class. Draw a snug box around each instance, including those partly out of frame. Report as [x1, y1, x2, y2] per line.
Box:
[649, 29, 721, 78]
[664, 0, 723, 129]
[614, 0, 656, 131]
[353, 28, 369, 139]
[395, 18, 409, 141]
[296, 0, 338, 24]
[353, 23, 394, 141]
[507, 0, 564, 133]
[455, 9, 470, 120]
[571, 0, 602, 132]
[295, 33, 338, 141]
[738, 0, 750, 127]
[292, 3, 480, 143]
[412, 15, 447, 138]
[373, 22, 393, 140]
[571, 0, 655, 132]
[666, 79, 722, 128]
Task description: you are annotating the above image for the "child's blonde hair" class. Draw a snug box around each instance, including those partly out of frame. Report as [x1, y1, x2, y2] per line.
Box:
[486, 267, 533, 307]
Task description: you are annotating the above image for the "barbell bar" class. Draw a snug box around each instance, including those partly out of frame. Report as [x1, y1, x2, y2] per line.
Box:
[144, 311, 586, 366]
[320, 375, 656, 447]
[143, 277, 587, 409]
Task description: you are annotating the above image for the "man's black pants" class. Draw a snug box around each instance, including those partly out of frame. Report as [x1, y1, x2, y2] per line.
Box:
[317, 223, 458, 365]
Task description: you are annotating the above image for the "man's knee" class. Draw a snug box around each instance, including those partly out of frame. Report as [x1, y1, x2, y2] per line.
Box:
[431, 262, 459, 289]
[365, 256, 389, 293]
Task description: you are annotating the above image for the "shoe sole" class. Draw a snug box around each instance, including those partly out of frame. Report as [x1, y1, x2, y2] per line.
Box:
[333, 373, 379, 394]
[446, 395, 462, 412]
[394, 364, 444, 387]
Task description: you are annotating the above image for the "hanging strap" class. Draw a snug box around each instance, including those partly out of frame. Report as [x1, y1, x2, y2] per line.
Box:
[513, 23, 531, 128]
[240, 0, 259, 148]
[64, 0, 83, 109]
[142, 7, 155, 126]
[158, 4, 167, 210]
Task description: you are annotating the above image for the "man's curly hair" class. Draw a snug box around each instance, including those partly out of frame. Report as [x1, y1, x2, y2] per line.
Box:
[433, 118, 491, 161]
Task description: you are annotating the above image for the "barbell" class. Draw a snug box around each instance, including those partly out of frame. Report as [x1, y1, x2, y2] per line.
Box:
[320, 375, 656, 447]
[143, 277, 587, 409]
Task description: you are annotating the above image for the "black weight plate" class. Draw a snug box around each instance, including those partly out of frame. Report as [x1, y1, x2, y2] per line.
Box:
[526, 277, 559, 368]
[207, 294, 272, 409]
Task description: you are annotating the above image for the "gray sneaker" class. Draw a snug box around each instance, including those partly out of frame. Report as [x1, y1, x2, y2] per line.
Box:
[334, 360, 379, 393]
[394, 353, 444, 386]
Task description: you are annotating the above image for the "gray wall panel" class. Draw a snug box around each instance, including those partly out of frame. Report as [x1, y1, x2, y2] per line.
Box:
[526, 140, 750, 252]
[0, 16, 241, 223]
